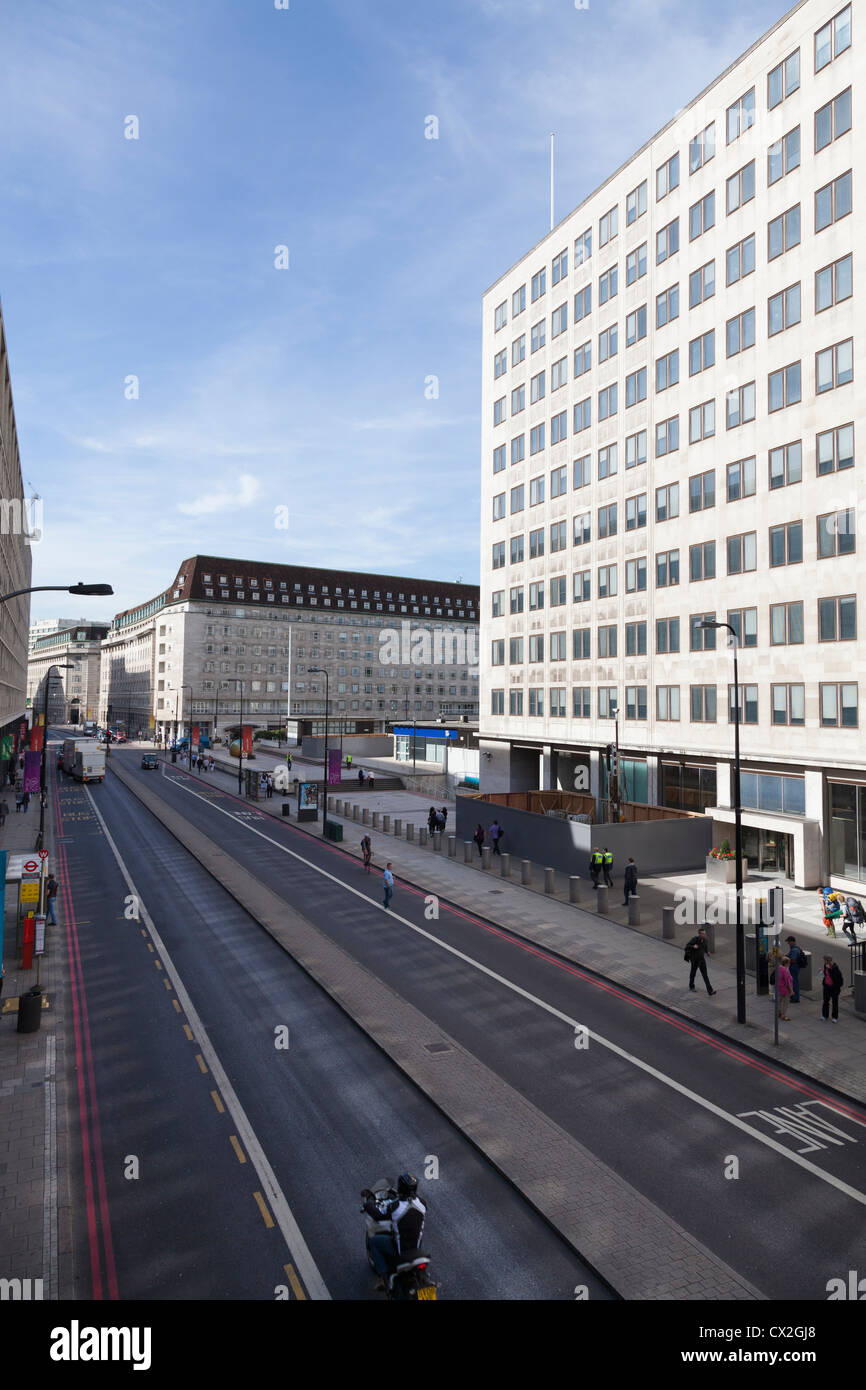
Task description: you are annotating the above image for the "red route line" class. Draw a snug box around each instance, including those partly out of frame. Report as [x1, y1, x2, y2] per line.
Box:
[155, 757, 866, 1125]
[53, 767, 119, 1299]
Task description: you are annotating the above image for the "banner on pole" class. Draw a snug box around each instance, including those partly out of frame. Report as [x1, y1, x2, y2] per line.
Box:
[23, 750, 41, 794]
[241, 725, 253, 756]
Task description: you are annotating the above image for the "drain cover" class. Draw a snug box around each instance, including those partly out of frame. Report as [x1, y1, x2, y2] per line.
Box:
[423, 1042, 452, 1055]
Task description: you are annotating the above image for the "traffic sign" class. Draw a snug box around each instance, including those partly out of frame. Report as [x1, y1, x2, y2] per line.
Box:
[23, 859, 38, 873]
[38, 849, 49, 861]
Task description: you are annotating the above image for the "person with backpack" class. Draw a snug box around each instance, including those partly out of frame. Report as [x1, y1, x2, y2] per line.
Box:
[820, 956, 844, 1023]
[361, 834, 372, 873]
[841, 897, 864, 944]
[784, 935, 807, 1003]
[427, 807, 438, 836]
[685, 927, 716, 996]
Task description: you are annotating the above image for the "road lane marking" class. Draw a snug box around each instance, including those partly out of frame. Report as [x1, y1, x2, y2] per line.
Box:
[284, 1263, 306, 1300]
[183, 1025, 194, 1042]
[253, 1191, 275, 1228]
[154, 960, 163, 971]
[172, 999, 182, 1013]
[147, 943, 154, 953]
[82, 787, 331, 1300]
[194, 1053, 208, 1074]
[229, 1135, 247, 1164]
[211, 1090, 225, 1114]
[163, 776, 866, 1210]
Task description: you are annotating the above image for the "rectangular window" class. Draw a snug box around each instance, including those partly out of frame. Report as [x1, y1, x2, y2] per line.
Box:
[689, 469, 715, 512]
[768, 204, 800, 260]
[769, 519, 804, 566]
[551, 411, 567, 445]
[494, 348, 507, 379]
[492, 541, 506, 570]
[528, 689, 544, 718]
[726, 382, 756, 429]
[626, 430, 647, 469]
[625, 367, 647, 407]
[573, 628, 591, 660]
[492, 492, 505, 520]
[726, 233, 755, 285]
[493, 444, 506, 473]
[655, 484, 679, 523]
[689, 121, 715, 173]
[656, 686, 681, 721]
[691, 686, 717, 722]
[531, 268, 546, 302]
[656, 617, 680, 653]
[768, 440, 802, 489]
[656, 152, 680, 200]
[768, 49, 800, 108]
[655, 415, 679, 457]
[598, 688, 618, 719]
[549, 575, 567, 607]
[656, 349, 679, 392]
[598, 624, 617, 658]
[820, 683, 858, 728]
[726, 307, 755, 356]
[689, 400, 715, 444]
[625, 686, 648, 721]
[511, 335, 525, 366]
[726, 160, 755, 213]
[819, 595, 857, 642]
[816, 339, 854, 394]
[726, 531, 757, 574]
[575, 228, 592, 266]
[816, 169, 852, 232]
[729, 684, 759, 725]
[549, 688, 567, 718]
[551, 302, 568, 338]
[529, 476, 545, 507]
[530, 370, 545, 404]
[656, 284, 679, 328]
[491, 640, 505, 666]
[511, 384, 525, 414]
[815, 6, 851, 72]
[551, 355, 568, 390]
[689, 541, 716, 581]
[815, 254, 853, 312]
[598, 564, 617, 599]
[511, 484, 526, 514]
[573, 454, 591, 489]
[550, 519, 567, 552]
[573, 569, 591, 603]
[494, 301, 507, 331]
[727, 87, 755, 144]
[598, 502, 617, 538]
[509, 690, 524, 716]
[598, 443, 618, 479]
[727, 607, 758, 647]
[490, 689, 505, 715]
[552, 248, 568, 285]
[598, 383, 618, 421]
[599, 206, 618, 246]
[509, 586, 524, 614]
[625, 492, 647, 530]
[726, 456, 756, 502]
[625, 557, 647, 592]
[511, 434, 525, 464]
[817, 423, 854, 475]
[493, 398, 505, 426]
[770, 600, 804, 645]
[550, 464, 568, 497]
[530, 423, 545, 455]
[655, 549, 680, 587]
[689, 329, 715, 375]
[818, 508, 856, 558]
[626, 304, 647, 346]
[573, 285, 592, 322]
[815, 87, 852, 152]
[656, 218, 679, 264]
[599, 324, 618, 362]
[509, 535, 523, 564]
[768, 126, 800, 184]
[626, 242, 647, 285]
[572, 686, 591, 718]
[689, 260, 715, 308]
[599, 266, 618, 304]
[690, 614, 716, 652]
[689, 190, 715, 241]
[626, 621, 647, 655]
[768, 361, 802, 412]
[531, 319, 546, 353]
[626, 180, 647, 224]
[529, 581, 545, 611]
[573, 398, 591, 433]
[574, 341, 592, 377]
[512, 285, 526, 317]
[768, 283, 800, 337]
[771, 684, 804, 727]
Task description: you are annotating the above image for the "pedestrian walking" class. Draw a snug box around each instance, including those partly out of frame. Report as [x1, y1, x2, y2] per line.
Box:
[358, 767, 365, 787]
[286, 751, 293, 771]
[601, 847, 614, 888]
[622, 856, 638, 906]
[685, 927, 716, 995]
[435, 809, 446, 834]
[820, 956, 844, 1022]
[776, 956, 794, 1021]
[46, 873, 59, 926]
[785, 935, 807, 1003]
[428, 807, 438, 835]
[361, 834, 372, 873]
[473, 823, 485, 857]
[0, 800, 7, 830]
[266, 774, 273, 799]
[383, 862, 394, 910]
[489, 819, 503, 855]
[22, 790, 30, 812]
[589, 848, 602, 888]
[439, 807, 448, 830]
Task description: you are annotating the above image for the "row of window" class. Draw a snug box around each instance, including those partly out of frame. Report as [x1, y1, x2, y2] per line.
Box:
[489, 681, 858, 728]
[493, 8, 852, 332]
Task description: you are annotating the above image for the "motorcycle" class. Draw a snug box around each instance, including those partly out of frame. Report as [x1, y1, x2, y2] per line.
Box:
[360, 1179, 438, 1300]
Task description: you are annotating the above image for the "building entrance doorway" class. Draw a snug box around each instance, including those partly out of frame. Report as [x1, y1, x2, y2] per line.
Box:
[742, 826, 794, 879]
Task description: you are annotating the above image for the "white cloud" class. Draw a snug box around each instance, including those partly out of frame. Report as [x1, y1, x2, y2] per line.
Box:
[177, 473, 261, 517]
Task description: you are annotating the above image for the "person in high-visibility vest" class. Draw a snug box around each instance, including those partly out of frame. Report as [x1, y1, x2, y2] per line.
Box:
[601, 848, 614, 888]
[589, 848, 603, 888]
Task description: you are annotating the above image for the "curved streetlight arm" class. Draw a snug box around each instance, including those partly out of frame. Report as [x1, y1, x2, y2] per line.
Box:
[0, 583, 113, 604]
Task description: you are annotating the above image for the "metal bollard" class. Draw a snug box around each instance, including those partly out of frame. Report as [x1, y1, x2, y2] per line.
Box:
[596, 885, 609, 915]
[372, 812, 380, 830]
[352, 804, 360, 821]
[662, 905, 675, 939]
[569, 876, 581, 904]
[433, 832, 441, 852]
[406, 824, 415, 841]
[418, 827, 427, 845]
[500, 852, 511, 878]
[628, 895, 640, 926]
[335, 800, 343, 815]
[393, 818, 402, 837]
[521, 859, 531, 885]
[382, 814, 391, 833]
[328, 797, 335, 813]
[362, 808, 370, 826]
[482, 846, 492, 870]
[448, 836, 456, 858]
[854, 971, 866, 1017]
[464, 840, 473, 863]
[544, 867, 555, 895]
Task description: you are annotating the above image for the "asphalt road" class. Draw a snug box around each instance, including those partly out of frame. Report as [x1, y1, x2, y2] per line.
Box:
[52, 741, 607, 1301]
[107, 749, 866, 1301]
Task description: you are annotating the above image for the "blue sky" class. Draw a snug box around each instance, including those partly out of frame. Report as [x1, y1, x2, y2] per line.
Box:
[0, 0, 793, 621]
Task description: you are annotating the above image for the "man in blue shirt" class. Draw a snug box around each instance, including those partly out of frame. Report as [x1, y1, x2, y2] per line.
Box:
[383, 863, 395, 910]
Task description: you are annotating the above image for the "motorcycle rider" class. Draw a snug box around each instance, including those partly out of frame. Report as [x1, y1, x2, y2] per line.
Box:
[362, 1173, 426, 1290]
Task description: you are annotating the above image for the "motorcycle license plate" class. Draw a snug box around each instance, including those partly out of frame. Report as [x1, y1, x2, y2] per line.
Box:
[416, 1285, 437, 1300]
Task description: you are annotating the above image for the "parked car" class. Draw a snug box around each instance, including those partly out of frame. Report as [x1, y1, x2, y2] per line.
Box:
[141, 753, 159, 770]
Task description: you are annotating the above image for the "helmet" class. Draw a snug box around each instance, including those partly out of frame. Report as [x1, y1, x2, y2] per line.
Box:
[396, 1172, 418, 1199]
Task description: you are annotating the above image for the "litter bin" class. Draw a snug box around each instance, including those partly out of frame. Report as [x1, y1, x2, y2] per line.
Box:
[325, 821, 343, 842]
[17, 985, 43, 1034]
[282, 803, 291, 817]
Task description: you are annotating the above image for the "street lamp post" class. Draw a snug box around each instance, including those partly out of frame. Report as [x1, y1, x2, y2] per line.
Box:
[309, 669, 329, 826]
[0, 581, 114, 605]
[234, 680, 244, 796]
[701, 618, 746, 1024]
[180, 684, 196, 773]
[37, 662, 73, 852]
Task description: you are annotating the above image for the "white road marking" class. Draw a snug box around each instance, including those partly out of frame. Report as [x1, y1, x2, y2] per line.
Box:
[84, 786, 331, 1300]
[152, 771, 866, 1209]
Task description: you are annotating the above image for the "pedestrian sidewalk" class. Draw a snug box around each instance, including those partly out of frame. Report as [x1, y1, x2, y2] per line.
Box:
[0, 781, 65, 1300]
[193, 753, 866, 1104]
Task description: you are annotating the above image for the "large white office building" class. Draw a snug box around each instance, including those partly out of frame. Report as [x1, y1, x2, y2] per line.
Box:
[480, 0, 863, 888]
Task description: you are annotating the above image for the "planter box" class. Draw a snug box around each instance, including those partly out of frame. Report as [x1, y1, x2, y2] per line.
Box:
[706, 855, 749, 884]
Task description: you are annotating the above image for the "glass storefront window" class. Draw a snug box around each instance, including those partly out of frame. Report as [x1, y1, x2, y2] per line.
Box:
[602, 758, 648, 805]
[740, 771, 805, 815]
[661, 763, 716, 812]
[829, 782, 863, 881]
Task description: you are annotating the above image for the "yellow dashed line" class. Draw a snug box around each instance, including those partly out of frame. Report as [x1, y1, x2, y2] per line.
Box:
[253, 1191, 275, 1228]
[154, 960, 163, 971]
[172, 999, 182, 1013]
[284, 1264, 306, 1300]
[194, 1053, 208, 1074]
[163, 978, 172, 991]
[229, 1135, 247, 1164]
[183, 1024, 194, 1042]
[140, 928, 147, 937]
[147, 943, 154, 953]
[210, 1090, 225, 1114]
